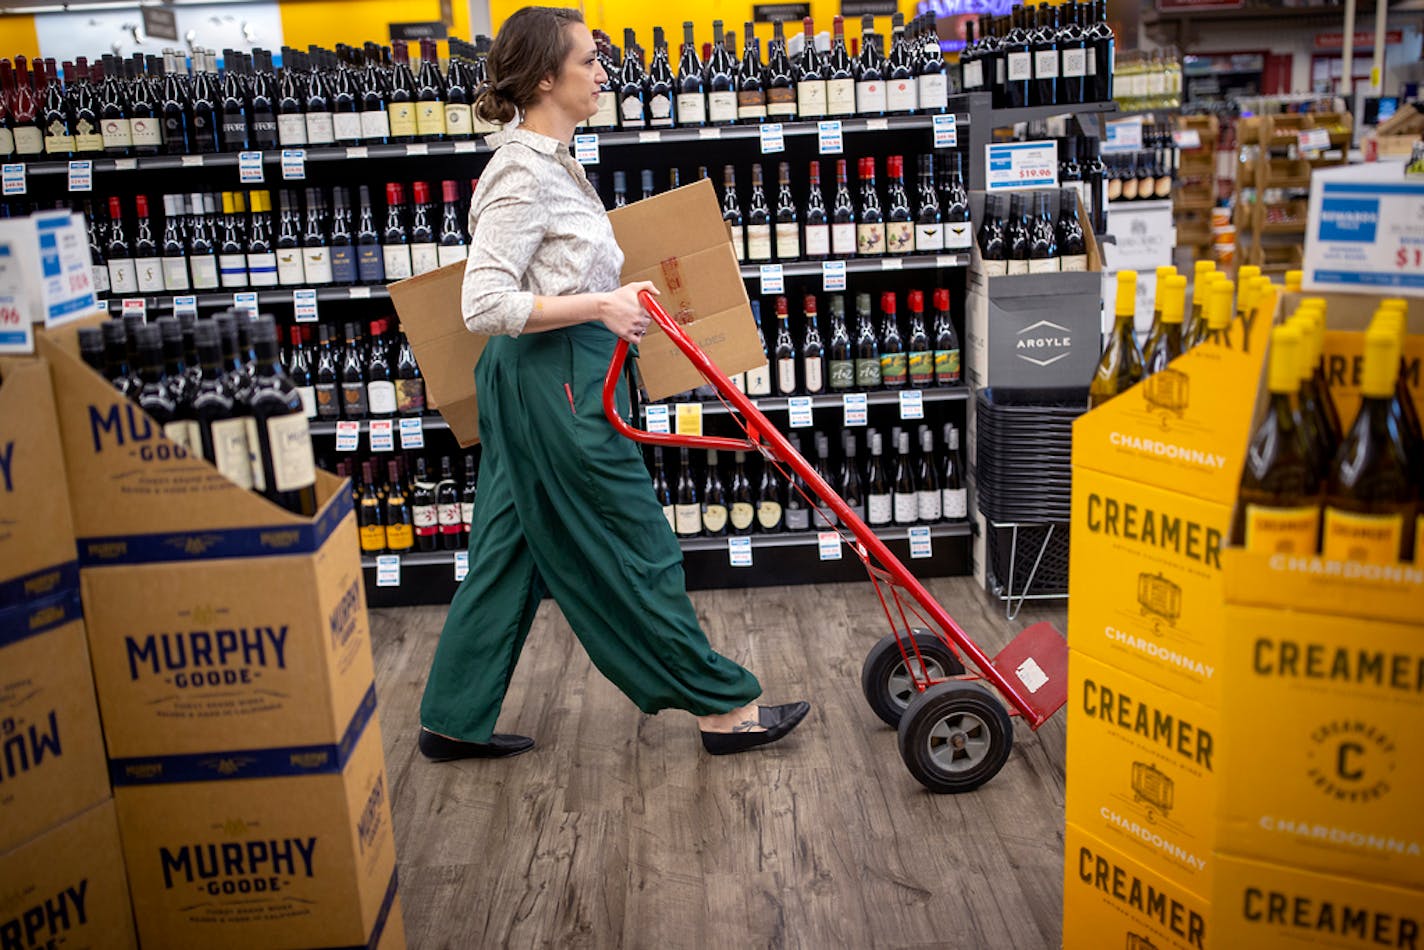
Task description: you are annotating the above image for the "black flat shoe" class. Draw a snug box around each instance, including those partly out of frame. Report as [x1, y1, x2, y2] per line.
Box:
[418, 728, 535, 762]
[700, 701, 811, 756]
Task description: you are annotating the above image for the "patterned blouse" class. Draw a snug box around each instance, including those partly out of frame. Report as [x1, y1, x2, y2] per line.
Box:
[460, 127, 624, 336]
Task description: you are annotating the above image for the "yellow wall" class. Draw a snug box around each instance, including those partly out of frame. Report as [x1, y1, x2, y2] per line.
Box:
[279, 0, 470, 49]
[0, 15, 39, 60]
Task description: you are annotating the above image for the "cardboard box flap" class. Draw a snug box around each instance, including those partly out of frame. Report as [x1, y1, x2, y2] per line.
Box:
[609, 178, 731, 268]
[388, 261, 483, 447]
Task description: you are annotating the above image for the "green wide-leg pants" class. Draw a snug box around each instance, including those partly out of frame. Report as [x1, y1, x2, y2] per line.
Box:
[419, 323, 762, 743]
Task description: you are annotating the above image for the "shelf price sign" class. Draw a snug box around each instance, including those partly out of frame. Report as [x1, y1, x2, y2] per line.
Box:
[292, 288, 318, 322]
[788, 395, 814, 428]
[899, 390, 924, 420]
[908, 525, 933, 559]
[453, 550, 469, 582]
[281, 149, 306, 180]
[932, 114, 957, 149]
[728, 536, 753, 567]
[985, 141, 1058, 192]
[759, 123, 785, 154]
[335, 420, 360, 452]
[817, 121, 843, 155]
[1304, 174, 1424, 295]
[843, 392, 868, 427]
[172, 295, 197, 318]
[573, 133, 600, 165]
[369, 419, 395, 452]
[645, 403, 671, 433]
[398, 417, 424, 449]
[759, 263, 784, 295]
[817, 530, 843, 561]
[375, 554, 401, 587]
[675, 402, 702, 436]
[821, 260, 847, 291]
[239, 151, 264, 183]
[2, 164, 25, 196]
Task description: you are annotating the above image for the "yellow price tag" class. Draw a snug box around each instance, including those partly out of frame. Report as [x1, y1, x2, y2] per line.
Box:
[675, 403, 703, 436]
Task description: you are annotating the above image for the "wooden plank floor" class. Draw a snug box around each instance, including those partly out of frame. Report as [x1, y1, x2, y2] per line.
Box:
[369, 578, 1068, 950]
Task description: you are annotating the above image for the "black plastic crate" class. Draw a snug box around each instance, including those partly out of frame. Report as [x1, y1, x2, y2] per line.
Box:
[986, 521, 1071, 597]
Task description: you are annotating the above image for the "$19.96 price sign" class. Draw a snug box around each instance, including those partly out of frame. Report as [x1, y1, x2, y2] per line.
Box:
[985, 141, 1059, 192]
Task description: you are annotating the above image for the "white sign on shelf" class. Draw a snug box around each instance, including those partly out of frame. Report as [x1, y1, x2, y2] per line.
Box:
[454, 140, 478, 154]
[121, 298, 147, 318]
[638, 130, 661, 144]
[369, 419, 394, 452]
[2, 164, 25, 196]
[1304, 168, 1424, 295]
[698, 127, 721, 140]
[1298, 127, 1331, 151]
[346, 146, 369, 160]
[759, 263, 784, 295]
[32, 212, 98, 327]
[574, 133, 600, 165]
[1172, 129, 1202, 150]
[335, 420, 360, 452]
[908, 525, 933, 559]
[843, 392, 868, 427]
[67, 160, 93, 192]
[899, 390, 924, 420]
[239, 150, 264, 183]
[454, 550, 469, 582]
[1102, 116, 1143, 153]
[818, 120, 843, 155]
[407, 144, 429, 156]
[375, 554, 401, 587]
[788, 395, 814, 428]
[292, 288, 318, 322]
[933, 114, 958, 149]
[985, 140, 1058, 192]
[728, 536, 753, 567]
[399, 416, 425, 449]
[172, 295, 197, 318]
[821, 260, 847, 291]
[0, 244, 32, 354]
[645, 403, 671, 433]
[281, 149, 306, 180]
[759, 122, 785, 154]
[817, 530, 843, 561]
[232, 291, 258, 315]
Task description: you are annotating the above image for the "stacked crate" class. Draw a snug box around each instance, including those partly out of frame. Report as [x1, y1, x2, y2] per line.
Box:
[1172, 115, 1220, 260]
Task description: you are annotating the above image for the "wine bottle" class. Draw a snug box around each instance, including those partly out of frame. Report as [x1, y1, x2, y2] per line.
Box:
[131, 194, 164, 293]
[381, 182, 412, 280]
[1375, 306, 1424, 485]
[68, 58, 103, 153]
[189, 49, 219, 153]
[396, 332, 425, 416]
[132, 325, 184, 450]
[159, 194, 190, 292]
[942, 423, 966, 519]
[719, 164, 745, 262]
[674, 22, 706, 128]
[866, 431, 892, 526]
[646, 27, 675, 127]
[1058, 1, 1088, 105]
[380, 459, 413, 554]
[1003, 7, 1032, 110]
[830, 158, 857, 259]
[1027, 191, 1058, 274]
[810, 433, 837, 528]
[1004, 192, 1030, 275]
[276, 49, 309, 147]
[357, 460, 386, 554]
[366, 319, 397, 418]
[826, 16, 856, 117]
[884, 155, 914, 255]
[40, 60, 74, 156]
[853, 292, 881, 390]
[286, 325, 316, 420]
[1287, 307, 1334, 479]
[247, 50, 279, 149]
[413, 39, 447, 140]
[214, 191, 247, 289]
[436, 456, 462, 549]
[1194, 279, 1234, 349]
[301, 188, 333, 285]
[461, 454, 477, 536]
[755, 448, 784, 532]
[960, 19, 985, 96]
[795, 17, 827, 119]
[435, 179, 469, 266]
[100, 320, 140, 398]
[855, 15, 887, 116]
[783, 434, 811, 532]
[705, 20, 738, 126]
[913, 154, 943, 253]
[802, 160, 830, 260]
[906, 290, 933, 389]
[245, 189, 278, 287]
[856, 156, 885, 256]
[190, 320, 253, 488]
[408, 181, 439, 275]
[412, 457, 439, 551]
[246, 316, 318, 515]
[215, 51, 248, 151]
[618, 29, 647, 128]
[1031, 4, 1059, 108]
[386, 42, 418, 142]
[700, 450, 729, 536]
[330, 47, 363, 145]
[917, 14, 948, 114]
[9, 58, 44, 156]
[891, 430, 918, 525]
[801, 295, 825, 395]
[722, 451, 754, 535]
[304, 48, 336, 145]
[1087, 0, 1114, 103]
[674, 447, 701, 537]
[85, 204, 110, 296]
[1143, 273, 1187, 376]
[358, 44, 391, 143]
[325, 186, 355, 284]
[916, 427, 941, 523]
[1055, 187, 1088, 272]
[765, 21, 797, 120]
[736, 22, 767, 122]
[339, 321, 368, 418]
[774, 161, 800, 261]
[879, 291, 907, 389]
[745, 163, 772, 262]
[275, 189, 305, 285]
[840, 431, 865, 523]
[827, 294, 853, 392]
[885, 14, 917, 115]
[314, 324, 340, 420]
[772, 295, 797, 395]
[1089, 270, 1145, 408]
[651, 448, 675, 531]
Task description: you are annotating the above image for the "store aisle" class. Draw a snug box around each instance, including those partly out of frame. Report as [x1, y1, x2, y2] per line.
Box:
[370, 579, 1067, 950]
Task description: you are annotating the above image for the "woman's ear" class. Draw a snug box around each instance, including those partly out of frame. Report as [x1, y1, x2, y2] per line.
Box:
[538, 72, 556, 93]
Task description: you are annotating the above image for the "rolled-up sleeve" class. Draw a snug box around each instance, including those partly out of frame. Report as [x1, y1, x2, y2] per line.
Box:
[461, 158, 547, 337]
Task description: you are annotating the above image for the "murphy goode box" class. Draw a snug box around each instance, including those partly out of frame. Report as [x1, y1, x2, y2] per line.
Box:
[0, 591, 110, 855]
[114, 700, 402, 949]
[0, 798, 137, 950]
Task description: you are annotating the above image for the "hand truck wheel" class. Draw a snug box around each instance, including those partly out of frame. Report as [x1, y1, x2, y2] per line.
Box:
[860, 629, 965, 728]
[897, 682, 1014, 794]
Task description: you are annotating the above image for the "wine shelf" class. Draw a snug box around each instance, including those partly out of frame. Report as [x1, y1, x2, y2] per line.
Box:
[310, 416, 449, 435]
[643, 385, 971, 418]
[736, 252, 969, 279]
[984, 98, 1118, 129]
[584, 111, 968, 147]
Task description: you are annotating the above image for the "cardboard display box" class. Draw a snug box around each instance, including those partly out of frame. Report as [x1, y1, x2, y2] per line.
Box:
[0, 594, 111, 855]
[1218, 603, 1424, 890]
[388, 261, 485, 447]
[1222, 549, 1422, 627]
[1066, 649, 1222, 893]
[1062, 821, 1210, 950]
[0, 798, 138, 950]
[116, 709, 401, 949]
[1068, 468, 1233, 708]
[0, 356, 79, 611]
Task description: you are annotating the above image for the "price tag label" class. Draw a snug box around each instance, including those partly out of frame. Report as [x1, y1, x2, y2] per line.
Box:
[638, 130, 661, 144]
[407, 143, 429, 156]
[172, 295, 198, 318]
[2, 164, 25, 196]
[1304, 176, 1424, 294]
[821, 260, 847, 291]
[1172, 129, 1202, 150]
[759, 122, 785, 154]
[937, 254, 967, 268]
[346, 146, 368, 159]
[399, 416, 425, 449]
[866, 118, 889, 132]
[292, 288, 318, 322]
[369, 419, 394, 452]
[573, 133, 600, 165]
[645, 403, 671, 433]
[0, 270, 31, 353]
[1298, 127, 1330, 151]
[675, 402, 702, 436]
[1102, 117, 1143, 153]
[933, 113, 958, 148]
[114, 158, 137, 171]
[232, 291, 258, 315]
[728, 536, 753, 567]
[843, 392, 868, 427]
[759, 263, 784, 295]
[880, 258, 903, 271]
[239, 150, 264, 183]
[181, 155, 204, 167]
[899, 390, 924, 420]
[453, 140, 478, 153]
[121, 298, 147, 318]
[375, 554, 401, 587]
[698, 127, 721, 140]
[281, 149, 306, 180]
[788, 395, 814, 428]
[348, 286, 371, 299]
[817, 530, 843, 561]
[908, 525, 933, 559]
[67, 160, 93, 192]
[985, 140, 1059, 192]
[817, 120, 843, 154]
[453, 550, 469, 582]
[335, 420, 360, 452]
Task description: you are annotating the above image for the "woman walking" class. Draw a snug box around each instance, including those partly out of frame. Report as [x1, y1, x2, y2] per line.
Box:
[418, 6, 809, 760]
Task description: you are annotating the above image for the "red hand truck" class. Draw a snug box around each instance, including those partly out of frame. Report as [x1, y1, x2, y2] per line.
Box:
[602, 292, 1069, 794]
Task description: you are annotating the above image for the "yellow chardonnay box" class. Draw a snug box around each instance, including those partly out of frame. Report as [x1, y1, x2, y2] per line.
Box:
[1219, 603, 1424, 890]
[1213, 851, 1423, 949]
[1067, 649, 1222, 892]
[1063, 821, 1210, 950]
[1068, 468, 1233, 707]
[1222, 549, 1422, 627]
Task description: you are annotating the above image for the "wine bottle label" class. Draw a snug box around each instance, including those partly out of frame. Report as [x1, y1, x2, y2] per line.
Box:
[388, 103, 418, 137]
[316, 383, 339, 419]
[92, 264, 111, 295]
[1062, 49, 1088, 78]
[162, 420, 194, 452]
[745, 363, 771, 396]
[886, 81, 917, 113]
[804, 224, 830, 258]
[656, 504, 674, 533]
[1243, 504, 1319, 556]
[620, 97, 646, 126]
[777, 358, 797, 394]
[867, 493, 892, 525]
[302, 111, 334, 145]
[829, 359, 854, 390]
[101, 118, 133, 149]
[729, 502, 755, 531]
[461, 501, 474, 527]
[1028, 257, 1059, 274]
[335, 246, 362, 284]
[303, 248, 334, 284]
[785, 506, 810, 531]
[856, 223, 885, 256]
[804, 358, 824, 394]
[1006, 259, 1030, 276]
[1321, 509, 1404, 565]
[826, 79, 856, 115]
[411, 243, 440, 276]
[250, 118, 279, 147]
[942, 488, 967, 519]
[979, 259, 1008, 278]
[382, 245, 413, 281]
[14, 127, 44, 155]
[908, 352, 934, 386]
[209, 417, 253, 490]
[162, 257, 190, 291]
[736, 92, 767, 120]
[746, 226, 772, 261]
[832, 223, 856, 256]
[855, 81, 886, 114]
[438, 503, 462, 532]
[676, 93, 706, 126]
[674, 503, 701, 536]
[297, 385, 318, 419]
[368, 379, 398, 416]
[917, 489, 942, 522]
[1034, 50, 1059, 79]
[218, 253, 247, 287]
[766, 87, 797, 117]
[416, 101, 446, 137]
[342, 381, 369, 417]
[1007, 52, 1032, 82]
[702, 504, 728, 533]
[135, 257, 165, 293]
[396, 378, 426, 414]
[360, 523, 386, 552]
[437, 244, 468, 267]
[277, 114, 308, 146]
[880, 353, 908, 386]
[334, 111, 364, 142]
[943, 223, 973, 250]
[756, 500, 783, 529]
[707, 91, 738, 124]
[886, 222, 915, 254]
[386, 522, 414, 551]
[277, 249, 306, 285]
[360, 109, 392, 141]
[190, 254, 220, 289]
[729, 225, 745, 261]
[893, 493, 918, 524]
[648, 94, 673, 125]
[413, 504, 438, 535]
[247, 252, 279, 286]
[728, 372, 746, 392]
[774, 224, 800, 260]
[441, 103, 471, 138]
[914, 224, 943, 253]
[996, 58, 1008, 86]
[241, 417, 265, 490]
[855, 358, 882, 388]
[44, 131, 75, 154]
[265, 412, 315, 492]
[962, 61, 984, 90]
[934, 349, 961, 384]
[797, 81, 827, 118]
